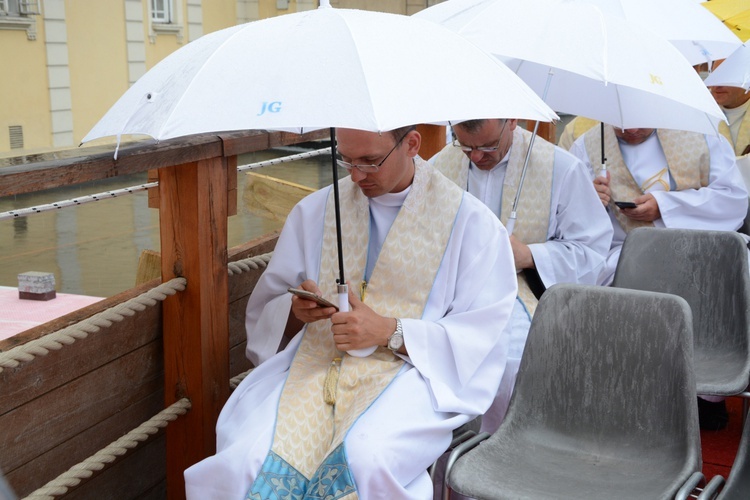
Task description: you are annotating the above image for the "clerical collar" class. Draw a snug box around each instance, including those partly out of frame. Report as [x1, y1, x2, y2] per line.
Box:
[724, 99, 750, 123]
[370, 184, 412, 207]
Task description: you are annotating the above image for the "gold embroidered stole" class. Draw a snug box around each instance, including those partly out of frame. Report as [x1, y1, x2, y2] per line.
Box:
[433, 128, 554, 315]
[719, 107, 750, 156]
[270, 158, 463, 480]
[572, 117, 599, 141]
[585, 126, 709, 234]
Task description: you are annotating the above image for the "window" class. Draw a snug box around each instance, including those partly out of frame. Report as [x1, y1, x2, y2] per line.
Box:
[151, 0, 173, 23]
[0, 0, 40, 16]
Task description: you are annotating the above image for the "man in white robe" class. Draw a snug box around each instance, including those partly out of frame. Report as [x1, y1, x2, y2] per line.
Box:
[184, 127, 517, 499]
[569, 126, 749, 286]
[430, 118, 612, 433]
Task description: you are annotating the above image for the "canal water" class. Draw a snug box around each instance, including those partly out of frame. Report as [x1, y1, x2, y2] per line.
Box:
[0, 148, 338, 298]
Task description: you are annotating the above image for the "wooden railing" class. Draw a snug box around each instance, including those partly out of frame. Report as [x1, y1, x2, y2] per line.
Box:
[0, 129, 326, 499]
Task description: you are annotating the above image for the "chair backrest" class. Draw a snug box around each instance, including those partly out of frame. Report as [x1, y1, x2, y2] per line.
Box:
[613, 227, 750, 395]
[502, 284, 700, 469]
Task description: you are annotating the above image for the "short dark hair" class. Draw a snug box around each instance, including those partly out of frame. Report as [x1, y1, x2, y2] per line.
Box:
[388, 125, 417, 142]
[454, 119, 504, 134]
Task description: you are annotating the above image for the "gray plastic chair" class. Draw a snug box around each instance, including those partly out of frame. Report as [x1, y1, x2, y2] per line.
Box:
[444, 284, 702, 500]
[613, 227, 750, 396]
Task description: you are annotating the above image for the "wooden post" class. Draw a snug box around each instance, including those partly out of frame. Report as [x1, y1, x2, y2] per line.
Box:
[525, 120, 557, 144]
[159, 156, 231, 500]
[416, 124, 446, 160]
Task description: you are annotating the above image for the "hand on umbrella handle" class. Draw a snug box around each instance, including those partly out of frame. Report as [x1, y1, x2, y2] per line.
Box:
[338, 283, 377, 357]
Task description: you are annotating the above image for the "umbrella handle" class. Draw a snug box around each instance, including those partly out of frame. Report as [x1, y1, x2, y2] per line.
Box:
[339, 283, 377, 357]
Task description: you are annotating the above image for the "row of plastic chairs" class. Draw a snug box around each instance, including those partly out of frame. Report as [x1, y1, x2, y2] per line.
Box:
[443, 228, 750, 499]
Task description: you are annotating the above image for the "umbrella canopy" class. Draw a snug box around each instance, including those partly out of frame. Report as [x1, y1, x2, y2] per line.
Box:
[703, 0, 750, 42]
[414, 0, 726, 136]
[704, 43, 750, 90]
[82, 2, 555, 145]
[584, 0, 742, 65]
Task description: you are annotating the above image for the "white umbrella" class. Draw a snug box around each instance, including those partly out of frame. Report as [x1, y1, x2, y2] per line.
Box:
[704, 43, 750, 90]
[83, 0, 556, 356]
[414, 0, 725, 136]
[82, 2, 554, 146]
[583, 0, 742, 66]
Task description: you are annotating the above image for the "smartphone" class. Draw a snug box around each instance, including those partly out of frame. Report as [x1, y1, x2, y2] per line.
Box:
[287, 287, 339, 310]
[614, 201, 637, 209]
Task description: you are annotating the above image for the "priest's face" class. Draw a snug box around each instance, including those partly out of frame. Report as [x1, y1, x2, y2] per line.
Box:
[336, 128, 420, 198]
[710, 85, 750, 110]
[453, 119, 517, 171]
[613, 128, 655, 145]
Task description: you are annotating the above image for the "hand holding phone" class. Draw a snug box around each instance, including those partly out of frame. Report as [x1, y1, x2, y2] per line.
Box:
[614, 201, 637, 209]
[288, 287, 339, 310]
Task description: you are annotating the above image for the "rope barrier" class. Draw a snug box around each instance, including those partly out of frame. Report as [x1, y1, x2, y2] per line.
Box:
[227, 252, 273, 276]
[0, 277, 186, 373]
[0, 182, 158, 221]
[230, 369, 253, 390]
[236, 147, 331, 172]
[0, 148, 331, 221]
[22, 398, 192, 500]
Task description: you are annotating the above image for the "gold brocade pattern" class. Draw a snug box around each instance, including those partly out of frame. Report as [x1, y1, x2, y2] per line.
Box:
[271, 158, 464, 480]
[433, 128, 555, 316]
[585, 126, 709, 235]
[719, 107, 750, 156]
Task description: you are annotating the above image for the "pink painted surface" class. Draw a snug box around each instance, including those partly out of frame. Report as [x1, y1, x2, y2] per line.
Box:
[0, 288, 103, 341]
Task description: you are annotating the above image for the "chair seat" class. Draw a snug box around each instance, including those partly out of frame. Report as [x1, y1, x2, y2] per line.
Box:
[452, 431, 694, 500]
[696, 349, 750, 395]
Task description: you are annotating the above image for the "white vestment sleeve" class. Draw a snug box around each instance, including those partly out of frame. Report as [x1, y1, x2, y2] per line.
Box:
[651, 135, 748, 231]
[244, 188, 328, 366]
[528, 149, 613, 287]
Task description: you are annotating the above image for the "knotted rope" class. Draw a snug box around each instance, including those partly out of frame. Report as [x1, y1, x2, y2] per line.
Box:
[227, 252, 272, 276]
[229, 369, 253, 390]
[22, 398, 191, 500]
[0, 278, 187, 373]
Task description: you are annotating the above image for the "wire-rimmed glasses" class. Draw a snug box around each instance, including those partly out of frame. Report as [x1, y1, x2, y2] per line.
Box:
[452, 119, 508, 153]
[336, 127, 415, 173]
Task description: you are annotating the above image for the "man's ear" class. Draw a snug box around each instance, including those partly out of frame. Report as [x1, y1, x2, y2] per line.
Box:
[405, 129, 422, 157]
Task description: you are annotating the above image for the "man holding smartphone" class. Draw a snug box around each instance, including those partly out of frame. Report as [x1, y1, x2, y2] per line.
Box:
[431, 117, 612, 434]
[185, 126, 518, 499]
[569, 126, 748, 286]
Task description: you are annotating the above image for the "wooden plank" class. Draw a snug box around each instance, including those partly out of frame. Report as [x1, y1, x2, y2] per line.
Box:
[0, 300, 161, 416]
[243, 172, 314, 222]
[228, 232, 279, 262]
[7, 390, 164, 497]
[147, 169, 160, 209]
[0, 129, 328, 198]
[159, 157, 229, 500]
[62, 435, 166, 500]
[136, 249, 162, 285]
[416, 124, 446, 160]
[227, 155, 238, 217]
[0, 340, 163, 474]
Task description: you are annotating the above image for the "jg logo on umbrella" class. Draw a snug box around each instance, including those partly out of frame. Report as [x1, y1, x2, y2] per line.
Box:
[258, 101, 282, 116]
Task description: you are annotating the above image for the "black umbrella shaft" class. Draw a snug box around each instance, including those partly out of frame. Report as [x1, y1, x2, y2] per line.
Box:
[329, 127, 346, 285]
[600, 122, 606, 165]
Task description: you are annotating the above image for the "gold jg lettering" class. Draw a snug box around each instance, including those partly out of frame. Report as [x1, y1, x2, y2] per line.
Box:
[650, 74, 663, 85]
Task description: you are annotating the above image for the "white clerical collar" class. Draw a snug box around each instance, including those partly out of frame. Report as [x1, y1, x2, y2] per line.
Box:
[724, 99, 750, 123]
[370, 185, 411, 207]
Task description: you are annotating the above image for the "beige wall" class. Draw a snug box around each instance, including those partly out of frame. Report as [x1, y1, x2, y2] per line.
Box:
[0, 19, 52, 152]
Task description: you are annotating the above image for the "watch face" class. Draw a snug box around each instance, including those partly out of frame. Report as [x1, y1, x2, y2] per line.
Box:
[388, 333, 404, 350]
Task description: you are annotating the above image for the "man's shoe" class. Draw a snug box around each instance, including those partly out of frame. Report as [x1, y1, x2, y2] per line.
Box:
[698, 398, 729, 431]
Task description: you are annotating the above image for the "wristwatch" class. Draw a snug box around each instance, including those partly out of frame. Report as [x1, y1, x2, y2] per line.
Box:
[387, 318, 404, 353]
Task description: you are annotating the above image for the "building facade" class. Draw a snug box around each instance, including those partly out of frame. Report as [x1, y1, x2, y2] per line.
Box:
[1, 0, 441, 156]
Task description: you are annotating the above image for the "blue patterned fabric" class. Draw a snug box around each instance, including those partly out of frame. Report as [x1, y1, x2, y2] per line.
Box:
[247, 445, 356, 500]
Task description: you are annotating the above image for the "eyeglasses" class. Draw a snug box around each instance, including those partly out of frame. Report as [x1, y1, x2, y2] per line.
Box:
[452, 120, 508, 153]
[336, 127, 414, 173]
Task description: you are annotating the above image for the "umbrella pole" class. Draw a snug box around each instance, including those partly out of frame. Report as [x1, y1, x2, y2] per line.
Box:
[329, 127, 375, 357]
[507, 69, 555, 236]
[600, 122, 608, 177]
